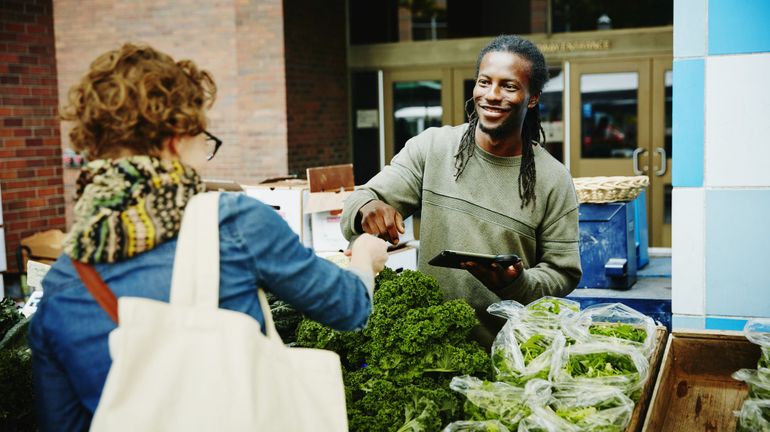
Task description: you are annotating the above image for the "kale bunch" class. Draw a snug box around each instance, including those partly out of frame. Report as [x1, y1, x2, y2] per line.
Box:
[295, 268, 492, 432]
[264, 291, 304, 344]
[0, 299, 35, 431]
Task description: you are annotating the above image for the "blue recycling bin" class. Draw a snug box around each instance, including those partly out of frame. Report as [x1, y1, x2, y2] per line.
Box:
[577, 201, 637, 289]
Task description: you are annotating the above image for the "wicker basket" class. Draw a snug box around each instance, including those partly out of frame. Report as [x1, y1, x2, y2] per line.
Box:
[573, 176, 649, 204]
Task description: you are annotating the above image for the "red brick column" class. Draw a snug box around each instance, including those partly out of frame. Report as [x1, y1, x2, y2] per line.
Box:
[0, 0, 65, 273]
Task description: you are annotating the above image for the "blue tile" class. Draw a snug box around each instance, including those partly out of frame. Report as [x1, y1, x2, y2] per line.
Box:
[674, 0, 706, 58]
[672, 59, 704, 187]
[705, 317, 748, 331]
[673, 314, 705, 330]
[705, 190, 770, 316]
[709, 0, 770, 55]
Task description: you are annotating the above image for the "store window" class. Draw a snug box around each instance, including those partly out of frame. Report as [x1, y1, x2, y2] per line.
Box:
[393, 80, 442, 156]
[349, 0, 673, 45]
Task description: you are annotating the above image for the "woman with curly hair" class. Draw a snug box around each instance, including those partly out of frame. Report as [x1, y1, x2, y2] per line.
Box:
[28, 43, 388, 431]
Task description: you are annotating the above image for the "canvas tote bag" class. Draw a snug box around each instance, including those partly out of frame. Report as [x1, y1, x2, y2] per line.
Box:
[81, 192, 348, 431]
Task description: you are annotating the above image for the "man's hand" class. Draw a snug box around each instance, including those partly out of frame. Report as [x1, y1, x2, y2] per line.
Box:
[461, 260, 525, 292]
[358, 200, 405, 245]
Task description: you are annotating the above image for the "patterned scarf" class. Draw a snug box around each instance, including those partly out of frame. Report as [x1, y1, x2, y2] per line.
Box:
[65, 156, 204, 263]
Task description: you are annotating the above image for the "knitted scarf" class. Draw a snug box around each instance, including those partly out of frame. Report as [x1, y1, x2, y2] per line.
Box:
[65, 156, 204, 263]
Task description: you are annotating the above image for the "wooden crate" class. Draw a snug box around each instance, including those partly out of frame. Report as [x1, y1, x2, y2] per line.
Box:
[626, 325, 669, 432]
[642, 330, 762, 431]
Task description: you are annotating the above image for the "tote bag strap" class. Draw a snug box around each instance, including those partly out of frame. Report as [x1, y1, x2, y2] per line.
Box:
[71, 259, 119, 323]
[169, 192, 221, 309]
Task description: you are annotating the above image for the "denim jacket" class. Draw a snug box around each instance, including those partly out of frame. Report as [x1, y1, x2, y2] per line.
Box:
[28, 193, 373, 431]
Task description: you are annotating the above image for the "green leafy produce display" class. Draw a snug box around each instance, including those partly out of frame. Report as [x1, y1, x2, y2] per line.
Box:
[760, 347, 770, 370]
[736, 399, 770, 432]
[0, 299, 35, 431]
[450, 376, 535, 430]
[589, 323, 647, 344]
[294, 269, 491, 432]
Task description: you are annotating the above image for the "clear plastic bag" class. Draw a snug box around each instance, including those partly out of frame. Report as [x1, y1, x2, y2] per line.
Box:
[564, 303, 657, 357]
[441, 420, 511, 432]
[735, 399, 770, 432]
[548, 383, 634, 431]
[488, 301, 567, 385]
[733, 368, 770, 400]
[521, 297, 581, 333]
[552, 341, 650, 400]
[449, 376, 550, 430]
[516, 405, 582, 432]
[745, 318, 770, 369]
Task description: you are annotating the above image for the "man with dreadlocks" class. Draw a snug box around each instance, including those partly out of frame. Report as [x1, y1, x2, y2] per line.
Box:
[342, 34, 582, 347]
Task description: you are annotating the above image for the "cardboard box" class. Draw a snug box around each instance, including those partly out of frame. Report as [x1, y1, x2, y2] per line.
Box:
[246, 177, 414, 253]
[384, 245, 417, 272]
[642, 330, 761, 431]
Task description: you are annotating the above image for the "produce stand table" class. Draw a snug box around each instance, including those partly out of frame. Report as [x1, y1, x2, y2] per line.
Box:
[642, 330, 761, 431]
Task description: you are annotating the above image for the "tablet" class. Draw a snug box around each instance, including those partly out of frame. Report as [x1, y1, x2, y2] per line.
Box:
[428, 250, 521, 269]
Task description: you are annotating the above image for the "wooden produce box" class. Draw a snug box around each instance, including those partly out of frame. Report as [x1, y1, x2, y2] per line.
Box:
[642, 330, 762, 431]
[626, 325, 669, 432]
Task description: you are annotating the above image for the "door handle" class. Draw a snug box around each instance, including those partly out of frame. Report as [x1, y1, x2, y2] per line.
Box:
[632, 148, 646, 175]
[655, 147, 667, 176]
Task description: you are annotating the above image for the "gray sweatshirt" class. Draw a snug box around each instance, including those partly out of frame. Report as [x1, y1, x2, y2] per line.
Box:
[342, 124, 582, 347]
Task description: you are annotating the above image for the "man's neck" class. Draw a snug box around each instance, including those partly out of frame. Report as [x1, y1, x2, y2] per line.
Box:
[474, 124, 524, 157]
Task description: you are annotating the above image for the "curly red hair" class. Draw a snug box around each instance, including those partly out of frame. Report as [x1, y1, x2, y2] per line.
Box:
[62, 43, 217, 159]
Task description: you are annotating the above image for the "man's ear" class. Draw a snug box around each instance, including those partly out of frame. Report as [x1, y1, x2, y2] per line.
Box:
[527, 94, 540, 109]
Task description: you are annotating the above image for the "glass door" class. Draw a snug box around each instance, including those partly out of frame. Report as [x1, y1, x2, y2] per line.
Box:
[569, 58, 674, 247]
[383, 69, 452, 163]
[569, 60, 651, 178]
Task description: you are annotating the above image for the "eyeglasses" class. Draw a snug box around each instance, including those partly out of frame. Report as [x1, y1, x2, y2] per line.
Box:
[203, 130, 222, 161]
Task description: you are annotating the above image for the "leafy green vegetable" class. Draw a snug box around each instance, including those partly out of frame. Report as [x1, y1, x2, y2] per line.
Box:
[564, 352, 638, 379]
[759, 347, 770, 370]
[526, 297, 579, 316]
[589, 323, 647, 344]
[459, 380, 532, 430]
[295, 268, 492, 432]
[0, 314, 34, 430]
[519, 334, 550, 366]
[265, 292, 304, 344]
[0, 297, 22, 339]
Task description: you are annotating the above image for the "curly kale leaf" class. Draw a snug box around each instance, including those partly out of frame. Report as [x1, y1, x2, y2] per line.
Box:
[371, 270, 444, 321]
[294, 319, 368, 370]
[0, 298, 23, 340]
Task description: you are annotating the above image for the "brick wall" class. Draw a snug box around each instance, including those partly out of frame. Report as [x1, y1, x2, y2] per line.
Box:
[0, 0, 65, 273]
[284, 0, 351, 177]
[53, 0, 290, 226]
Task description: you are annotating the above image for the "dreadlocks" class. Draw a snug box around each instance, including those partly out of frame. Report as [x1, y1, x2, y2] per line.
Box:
[454, 35, 549, 209]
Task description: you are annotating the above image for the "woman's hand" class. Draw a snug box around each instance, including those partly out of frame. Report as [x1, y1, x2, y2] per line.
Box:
[349, 233, 390, 275]
[461, 260, 525, 292]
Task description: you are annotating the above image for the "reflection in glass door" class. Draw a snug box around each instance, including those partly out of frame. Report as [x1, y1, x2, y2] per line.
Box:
[580, 72, 639, 160]
[392, 80, 442, 156]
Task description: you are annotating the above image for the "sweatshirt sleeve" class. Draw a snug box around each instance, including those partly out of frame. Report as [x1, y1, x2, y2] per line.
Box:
[498, 174, 582, 304]
[341, 131, 428, 240]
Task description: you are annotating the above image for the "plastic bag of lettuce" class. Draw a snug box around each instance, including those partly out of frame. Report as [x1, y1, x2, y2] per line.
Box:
[486, 300, 568, 386]
[0, 297, 35, 431]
